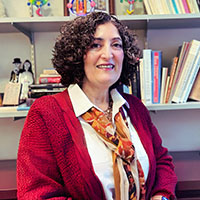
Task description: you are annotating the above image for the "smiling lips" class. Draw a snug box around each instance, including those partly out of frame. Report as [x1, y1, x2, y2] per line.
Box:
[96, 64, 114, 70]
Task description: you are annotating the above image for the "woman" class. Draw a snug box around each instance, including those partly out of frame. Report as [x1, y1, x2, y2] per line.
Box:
[17, 12, 177, 200]
[19, 59, 34, 100]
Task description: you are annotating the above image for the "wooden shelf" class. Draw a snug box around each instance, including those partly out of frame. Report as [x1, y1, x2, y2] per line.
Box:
[1, 14, 200, 34]
[0, 106, 28, 118]
[146, 102, 200, 111]
[0, 102, 200, 118]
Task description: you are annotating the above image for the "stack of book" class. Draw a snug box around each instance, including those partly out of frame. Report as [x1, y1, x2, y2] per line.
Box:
[139, 39, 200, 104]
[28, 68, 65, 100]
[39, 68, 61, 84]
[143, 0, 200, 15]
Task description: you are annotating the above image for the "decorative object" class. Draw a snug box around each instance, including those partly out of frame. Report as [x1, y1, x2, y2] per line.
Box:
[10, 58, 22, 83]
[27, 0, 51, 16]
[66, 0, 96, 16]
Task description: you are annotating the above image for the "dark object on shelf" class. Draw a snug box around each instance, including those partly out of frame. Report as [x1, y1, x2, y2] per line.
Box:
[176, 180, 200, 199]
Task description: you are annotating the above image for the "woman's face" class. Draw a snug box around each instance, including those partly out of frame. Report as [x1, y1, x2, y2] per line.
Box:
[83, 22, 124, 90]
[24, 62, 30, 71]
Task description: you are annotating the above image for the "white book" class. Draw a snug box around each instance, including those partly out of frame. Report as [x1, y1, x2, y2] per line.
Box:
[181, 50, 200, 102]
[175, 0, 185, 13]
[143, 0, 153, 14]
[139, 59, 145, 104]
[155, 0, 165, 14]
[172, 40, 200, 103]
[143, 49, 152, 105]
[191, 0, 200, 13]
[160, 67, 168, 103]
[161, 0, 171, 14]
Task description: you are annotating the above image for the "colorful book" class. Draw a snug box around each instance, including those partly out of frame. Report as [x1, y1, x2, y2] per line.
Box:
[39, 76, 61, 84]
[172, 0, 180, 13]
[172, 40, 200, 103]
[182, 0, 190, 13]
[151, 50, 162, 104]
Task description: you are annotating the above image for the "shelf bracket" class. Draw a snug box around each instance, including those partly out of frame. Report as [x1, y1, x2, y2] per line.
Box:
[12, 22, 33, 44]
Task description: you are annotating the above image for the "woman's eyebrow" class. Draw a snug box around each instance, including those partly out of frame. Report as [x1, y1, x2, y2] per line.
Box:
[94, 37, 122, 41]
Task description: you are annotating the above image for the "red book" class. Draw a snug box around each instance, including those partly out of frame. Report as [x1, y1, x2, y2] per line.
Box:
[151, 51, 162, 104]
[39, 76, 61, 84]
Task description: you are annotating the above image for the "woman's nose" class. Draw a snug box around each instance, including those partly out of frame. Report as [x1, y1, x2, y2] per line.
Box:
[101, 45, 113, 60]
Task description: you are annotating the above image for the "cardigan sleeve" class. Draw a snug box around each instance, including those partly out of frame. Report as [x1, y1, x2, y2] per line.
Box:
[17, 99, 69, 200]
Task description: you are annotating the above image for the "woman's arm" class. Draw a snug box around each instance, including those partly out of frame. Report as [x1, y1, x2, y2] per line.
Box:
[17, 103, 68, 200]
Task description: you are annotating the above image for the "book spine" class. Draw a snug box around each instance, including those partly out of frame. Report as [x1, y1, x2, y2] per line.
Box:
[189, 70, 200, 100]
[143, 49, 152, 105]
[39, 77, 61, 84]
[181, 50, 200, 102]
[160, 67, 168, 104]
[152, 51, 162, 104]
[182, 0, 190, 12]
[139, 59, 145, 104]
[165, 57, 178, 103]
[172, 40, 200, 103]
[172, 0, 180, 13]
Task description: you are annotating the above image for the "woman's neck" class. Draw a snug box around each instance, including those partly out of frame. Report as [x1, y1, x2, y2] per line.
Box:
[82, 84, 110, 111]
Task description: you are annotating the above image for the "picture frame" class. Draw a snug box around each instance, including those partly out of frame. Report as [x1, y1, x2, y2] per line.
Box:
[63, 0, 115, 16]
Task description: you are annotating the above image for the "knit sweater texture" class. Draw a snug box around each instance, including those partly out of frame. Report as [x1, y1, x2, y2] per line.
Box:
[17, 89, 177, 200]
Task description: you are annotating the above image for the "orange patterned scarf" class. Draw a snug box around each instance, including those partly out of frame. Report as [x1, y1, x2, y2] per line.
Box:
[82, 107, 146, 200]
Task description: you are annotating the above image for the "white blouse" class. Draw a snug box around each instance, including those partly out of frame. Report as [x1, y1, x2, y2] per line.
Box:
[68, 84, 149, 200]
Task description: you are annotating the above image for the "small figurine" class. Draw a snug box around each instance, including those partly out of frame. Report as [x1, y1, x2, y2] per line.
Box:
[19, 60, 34, 101]
[10, 58, 22, 83]
[67, 0, 96, 16]
[27, 0, 51, 16]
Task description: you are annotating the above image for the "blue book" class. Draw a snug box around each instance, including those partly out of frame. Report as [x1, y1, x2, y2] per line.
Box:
[151, 51, 162, 104]
[171, 0, 179, 14]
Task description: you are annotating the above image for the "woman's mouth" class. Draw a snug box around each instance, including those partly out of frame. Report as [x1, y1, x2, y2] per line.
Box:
[96, 64, 114, 69]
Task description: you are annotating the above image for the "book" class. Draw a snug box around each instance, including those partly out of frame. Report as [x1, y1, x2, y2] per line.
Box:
[186, 0, 200, 13]
[165, 57, 179, 103]
[160, 67, 168, 104]
[42, 68, 58, 75]
[163, 76, 170, 103]
[151, 50, 162, 104]
[172, 40, 200, 103]
[39, 74, 61, 78]
[39, 76, 61, 84]
[143, 0, 153, 14]
[189, 69, 200, 101]
[181, 50, 200, 102]
[182, 0, 191, 13]
[139, 58, 145, 103]
[169, 42, 190, 102]
[143, 49, 152, 105]
[2, 82, 21, 106]
[172, 0, 180, 13]
[175, 0, 185, 13]
[161, 0, 171, 14]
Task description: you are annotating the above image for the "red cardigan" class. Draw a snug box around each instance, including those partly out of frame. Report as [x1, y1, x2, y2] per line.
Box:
[17, 90, 177, 200]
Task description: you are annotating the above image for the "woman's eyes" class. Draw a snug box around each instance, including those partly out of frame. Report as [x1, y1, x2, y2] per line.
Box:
[90, 43, 101, 49]
[112, 43, 123, 49]
[90, 42, 123, 49]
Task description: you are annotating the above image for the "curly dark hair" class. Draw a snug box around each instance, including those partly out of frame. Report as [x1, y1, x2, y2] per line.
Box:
[52, 11, 140, 88]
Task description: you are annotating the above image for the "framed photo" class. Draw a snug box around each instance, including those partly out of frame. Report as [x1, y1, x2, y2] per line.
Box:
[64, 0, 115, 16]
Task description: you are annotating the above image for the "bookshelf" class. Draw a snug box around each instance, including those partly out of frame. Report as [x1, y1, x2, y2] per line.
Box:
[1, 12, 200, 198]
